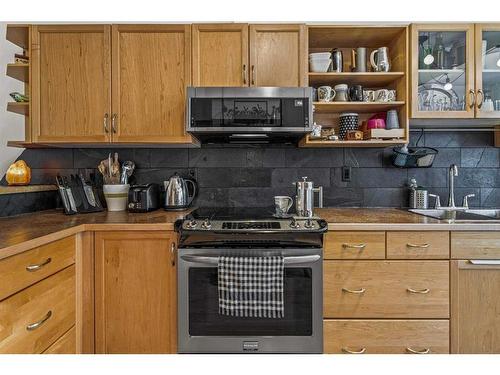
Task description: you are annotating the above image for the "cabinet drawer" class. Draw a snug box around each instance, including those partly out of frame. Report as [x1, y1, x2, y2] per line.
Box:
[451, 232, 500, 259]
[0, 265, 75, 354]
[43, 326, 76, 354]
[324, 232, 385, 259]
[324, 319, 450, 354]
[387, 231, 449, 259]
[0, 236, 75, 301]
[324, 261, 449, 318]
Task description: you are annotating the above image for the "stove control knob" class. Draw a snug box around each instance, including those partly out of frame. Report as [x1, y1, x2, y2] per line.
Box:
[201, 219, 212, 230]
[304, 219, 314, 229]
[187, 220, 198, 229]
[289, 218, 301, 229]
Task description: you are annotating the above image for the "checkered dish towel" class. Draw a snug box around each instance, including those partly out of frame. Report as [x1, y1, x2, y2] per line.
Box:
[218, 256, 284, 318]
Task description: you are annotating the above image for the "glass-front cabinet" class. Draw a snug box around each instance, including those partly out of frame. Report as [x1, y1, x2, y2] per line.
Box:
[476, 24, 500, 118]
[411, 24, 475, 118]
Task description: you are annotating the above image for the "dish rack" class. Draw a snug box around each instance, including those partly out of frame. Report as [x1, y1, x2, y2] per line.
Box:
[392, 146, 438, 168]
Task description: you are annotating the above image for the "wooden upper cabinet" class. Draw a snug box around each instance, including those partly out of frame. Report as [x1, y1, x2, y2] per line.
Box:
[249, 24, 307, 87]
[95, 231, 177, 354]
[192, 24, 248, 87]
[411, 24, 475, 118]
[31, 25, 111, 142]
[111, 25, 193, 143]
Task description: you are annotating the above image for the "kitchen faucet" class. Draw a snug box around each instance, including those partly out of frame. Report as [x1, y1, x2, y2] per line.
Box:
[448, 164, 458, 208]
[429, 164, 475, 210]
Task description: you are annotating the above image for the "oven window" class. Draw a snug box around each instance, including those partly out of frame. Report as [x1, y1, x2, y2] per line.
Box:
[188, 267, 312, 336]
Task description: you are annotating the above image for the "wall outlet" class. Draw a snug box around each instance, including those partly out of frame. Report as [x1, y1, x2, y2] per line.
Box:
[341, 166, 351, 182]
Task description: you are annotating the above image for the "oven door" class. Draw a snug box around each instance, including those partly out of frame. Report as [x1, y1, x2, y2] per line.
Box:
[177, 248, 323, 353]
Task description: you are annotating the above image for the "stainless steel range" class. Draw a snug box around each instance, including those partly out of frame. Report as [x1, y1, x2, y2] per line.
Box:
[176, 208, 327, 354]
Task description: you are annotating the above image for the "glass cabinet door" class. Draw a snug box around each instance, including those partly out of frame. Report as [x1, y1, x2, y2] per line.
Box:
[476, 24, 500, 118]
[412, 24, 474, 118]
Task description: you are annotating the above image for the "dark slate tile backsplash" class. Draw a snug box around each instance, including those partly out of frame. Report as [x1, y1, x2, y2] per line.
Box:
[1, 131, 499, 217]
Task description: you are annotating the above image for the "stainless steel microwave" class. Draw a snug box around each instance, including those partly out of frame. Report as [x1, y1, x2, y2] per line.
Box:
[186, 87, 313, 143]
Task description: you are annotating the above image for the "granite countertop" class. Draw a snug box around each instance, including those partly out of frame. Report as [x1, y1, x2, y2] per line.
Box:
[1, 207, 499, 259]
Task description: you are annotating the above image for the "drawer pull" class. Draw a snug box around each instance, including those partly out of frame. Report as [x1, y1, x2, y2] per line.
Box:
[406, 243, 430, 248]
[342, 243, 366, 249]
[26, 310, 52, 331]
[407, 288, 430, 294]
[26, 257, 52, 272]
[342, 347, 366, 354]
[342, 287, 366, 294]
[406, 347, 430, 354]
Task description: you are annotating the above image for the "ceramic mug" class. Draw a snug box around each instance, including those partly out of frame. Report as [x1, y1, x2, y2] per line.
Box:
[375, 89, 390, 102]
[385, 110, 400, 129]
[363, 89, 375, 102]
[274, 196, 293, 217]
[388, 89, 397, 102]
[317, 86, 336, 102]
[333, 84, 349, 102]
[348, 85, 364, 102]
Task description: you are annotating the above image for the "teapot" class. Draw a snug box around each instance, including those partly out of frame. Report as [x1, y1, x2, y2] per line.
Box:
[163, 173, 197, 210]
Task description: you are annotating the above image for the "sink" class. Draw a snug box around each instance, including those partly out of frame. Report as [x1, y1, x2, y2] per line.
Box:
[409, 208, 500, 222]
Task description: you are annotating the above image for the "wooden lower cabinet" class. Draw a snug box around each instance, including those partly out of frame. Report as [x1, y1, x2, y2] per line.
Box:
[94, 231, 177, 354]
[43, 326, 76, 354]
[0, 265, 76, 353]
[324, 320, 450, 354]
[451, 260, 500, 353]
[324, 261, 449, 318]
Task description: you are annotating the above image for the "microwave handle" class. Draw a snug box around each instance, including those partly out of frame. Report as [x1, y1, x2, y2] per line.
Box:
[180, 254, 320, 265]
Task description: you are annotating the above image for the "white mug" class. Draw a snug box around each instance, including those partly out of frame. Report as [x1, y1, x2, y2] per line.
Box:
[274, 196, 293, 217]
[317, 86, 336, 102]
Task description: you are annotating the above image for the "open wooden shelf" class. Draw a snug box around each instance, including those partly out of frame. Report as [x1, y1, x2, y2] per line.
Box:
[299, 135, 406, 148]
[6, 25, 30, 49]
[6, 63, 29, 82]
[308, 72, 405, 86]
[7, 102, 29, 116]
[313, 101, 405, 113]
[0, 184, 57, 195]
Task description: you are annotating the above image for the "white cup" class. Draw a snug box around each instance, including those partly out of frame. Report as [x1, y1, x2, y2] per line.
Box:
[103, 184, 130, 211]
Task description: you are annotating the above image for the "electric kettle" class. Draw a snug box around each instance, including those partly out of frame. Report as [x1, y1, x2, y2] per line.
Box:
[163, 173, 197, 210]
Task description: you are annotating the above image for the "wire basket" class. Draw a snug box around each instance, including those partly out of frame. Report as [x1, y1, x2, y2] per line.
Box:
[392, 146, 438, 168]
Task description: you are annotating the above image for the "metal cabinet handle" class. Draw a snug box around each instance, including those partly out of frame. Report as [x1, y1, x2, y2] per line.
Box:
[26, 310, 52, 331]
[477, 89, 484, 109]
[342, 243, 366, 249]
[111, 113, 118, 133]
[407, 288, 430, 294]
[469, 89, 476, 109]
[406, 243, 430, 248]
[103, 113, 109, 133]
[171, 242, 176, 267]
[251, 65, 255, 85]
[342, 347, 366, 354]
[242, 64, 247, 85]
[26, 257, 52, 272]
[342, 287, 366, 294]
[406, 347, 430, 354]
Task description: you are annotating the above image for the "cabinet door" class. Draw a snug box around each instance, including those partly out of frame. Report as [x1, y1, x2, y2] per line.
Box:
[95, 231, 177, 354]
[475, 24, 500, 118]
[192, 24, 248, 87]
[451, 260, 500, 353]
[249, 24, 307, 87]
[111, 25, 192, 143]
[411, 24, 474, 118]
[32, 25, 111, 142]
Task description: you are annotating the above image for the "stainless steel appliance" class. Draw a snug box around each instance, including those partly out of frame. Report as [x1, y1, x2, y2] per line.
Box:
[128, 183, 160, 212]
[164, 174, 197, 210]
[186, 87, 313, 143]
[294, 177, 323, 218]
[176, 208, 327, 353]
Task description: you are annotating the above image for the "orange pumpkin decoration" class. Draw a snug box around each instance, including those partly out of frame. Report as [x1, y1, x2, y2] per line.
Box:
[6, 160, 31, 186]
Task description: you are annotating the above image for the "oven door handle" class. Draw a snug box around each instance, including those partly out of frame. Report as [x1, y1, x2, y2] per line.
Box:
[180, 254, 321, 265]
